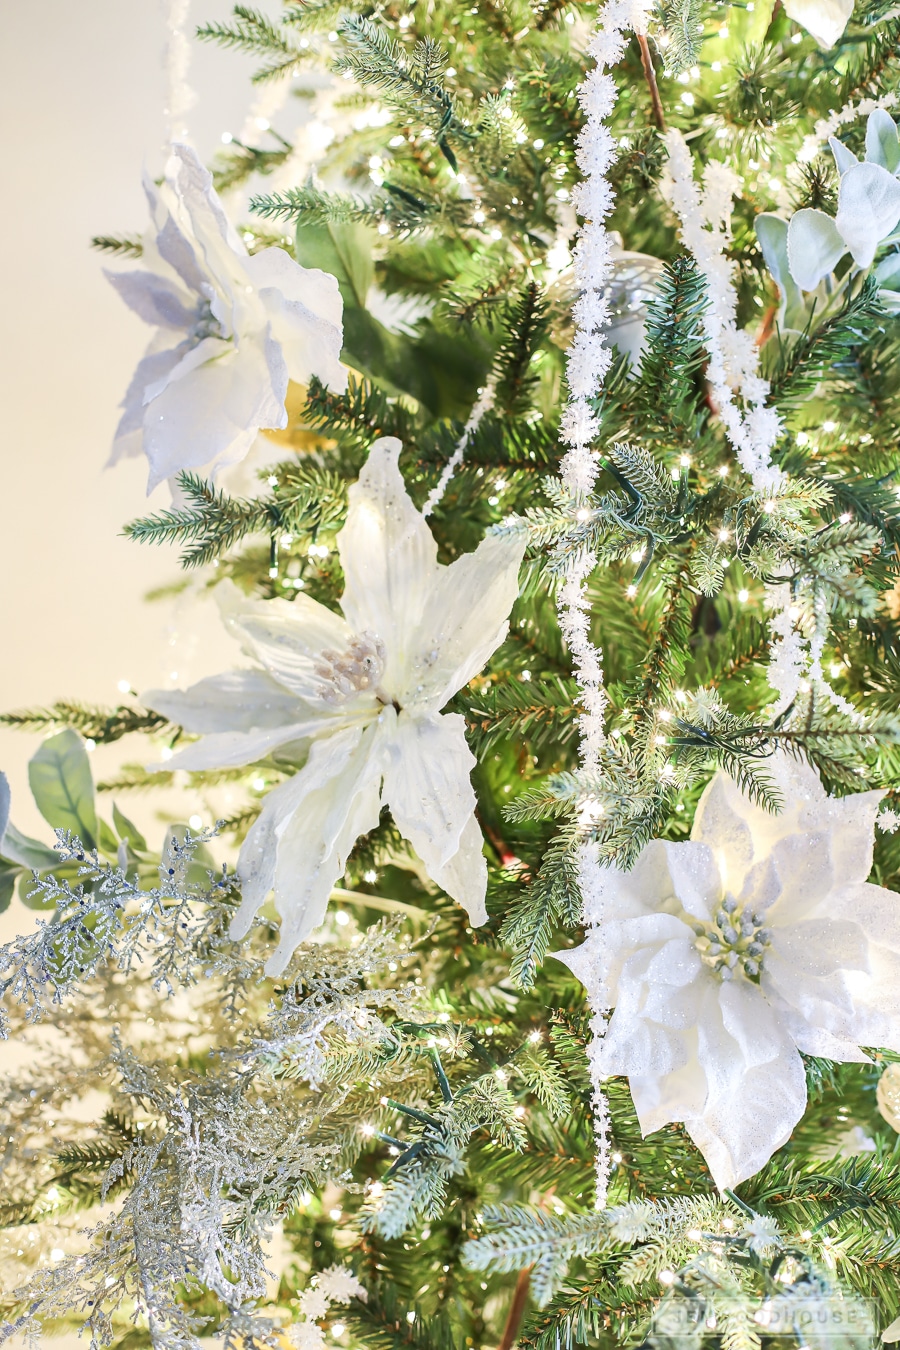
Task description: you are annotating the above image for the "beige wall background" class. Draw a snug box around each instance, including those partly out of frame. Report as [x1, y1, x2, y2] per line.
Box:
[0, 2, 275, 874]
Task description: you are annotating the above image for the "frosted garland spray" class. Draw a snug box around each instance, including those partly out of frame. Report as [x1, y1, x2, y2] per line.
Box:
[663, 131, 822, 714]
[664, 134, 857, 733]
[663, 130, 783, 494]
[559, 0, 653, 1207]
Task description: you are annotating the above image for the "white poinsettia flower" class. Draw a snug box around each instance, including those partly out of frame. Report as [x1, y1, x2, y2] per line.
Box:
[106, 142, 346, 494]
[556, 754, 900, 1191]
[782, 0, 853, 47]
[143, 437, 526, 974]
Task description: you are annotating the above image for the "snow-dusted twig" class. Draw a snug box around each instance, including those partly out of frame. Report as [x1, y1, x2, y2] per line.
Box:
[424, 375, 497, 517]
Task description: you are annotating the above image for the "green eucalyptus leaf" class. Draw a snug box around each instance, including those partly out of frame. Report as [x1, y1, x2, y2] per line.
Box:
[294, 220, 374, 309]
[0, 861, 18, 914]
[18, 870, 57, 910]
[113, 802, 148, 854]
[1, 820, 61, 871]
[28, 730, 98, 850]
[97, 817, 120, 858]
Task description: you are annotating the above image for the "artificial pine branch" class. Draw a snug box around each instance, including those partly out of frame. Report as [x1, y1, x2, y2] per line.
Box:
[0, 701, 168, 745]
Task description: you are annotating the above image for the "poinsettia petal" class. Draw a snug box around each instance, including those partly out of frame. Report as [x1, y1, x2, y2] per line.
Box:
[143, 169, 207, 295]
[142, 336, 286, 491]
[104, 269, 198, 330]
[338, 437, 441, 695]
[765, 831, 837, 923]
[423, 813, 489, 926]
[692, 771, 759, 895]
[143, 670, 308, 733]
[109, 340, 188, 467]
[232, 719, 391, 973]
[267, 726, 388, 973]
[382, 710, 489, 923]
[229, 771, 311, 943]
[688, 980, 808, 1188]
[245, 247, 346, 392]
[787, 209, 847, 291]
[663, 841, 721, 920]
[165, 142, 247, 294]
[810, 787, 883, 888]
[221, 590, 372, 707]
[398, 532, 527, 708]
[782, 0, 852, 47]
[771, 882, 900, 1054]
[599, 840, 678, 922]
[153, 721, 316, 771]
[836, 161, 900, 267]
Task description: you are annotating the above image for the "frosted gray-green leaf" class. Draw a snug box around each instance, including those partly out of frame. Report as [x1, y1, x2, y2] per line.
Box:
[787, 208, 846, 291]
[865, 109, 900, 175]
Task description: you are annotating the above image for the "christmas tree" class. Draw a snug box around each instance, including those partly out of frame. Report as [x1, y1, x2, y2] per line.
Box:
[4, 0, 900, 1347]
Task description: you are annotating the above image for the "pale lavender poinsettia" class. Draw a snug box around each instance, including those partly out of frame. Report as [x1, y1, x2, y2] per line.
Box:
[556, 754, 900, 1190]
[143, 437, 526, 975]
[107, 142, 346, 493]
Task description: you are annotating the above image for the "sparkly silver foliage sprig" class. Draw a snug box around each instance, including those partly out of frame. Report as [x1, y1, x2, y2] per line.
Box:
[0, 912, 419, 1347]
[0, 828, 249, 1033]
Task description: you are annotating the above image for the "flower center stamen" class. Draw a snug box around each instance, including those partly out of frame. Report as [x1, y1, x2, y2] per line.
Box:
[692, 894, 772, 982]
[190, 297, 225, 345]
[314, 632, 387, 705]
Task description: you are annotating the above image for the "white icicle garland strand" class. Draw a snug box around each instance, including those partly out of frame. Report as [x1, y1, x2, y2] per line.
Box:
[558, 0, 654, 774]
[663, 130, 783, 494]
[798, 90, 899, 163]
[423, 376, 497, 518]
[161, 0, 197, 143]
[237, 73, 294, 155]
[577, 843, 614, 1207]
[559, 0, 653, 1209]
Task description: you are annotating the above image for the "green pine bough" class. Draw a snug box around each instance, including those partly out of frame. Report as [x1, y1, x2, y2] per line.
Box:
[3, 1, 900, 1349]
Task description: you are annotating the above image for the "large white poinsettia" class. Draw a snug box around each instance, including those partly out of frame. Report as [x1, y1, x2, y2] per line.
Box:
[143, 438, 526, 974]
[107, 142, 345, 493]
[557, 754, 900, 1191]
[782, 0, 853, 48]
